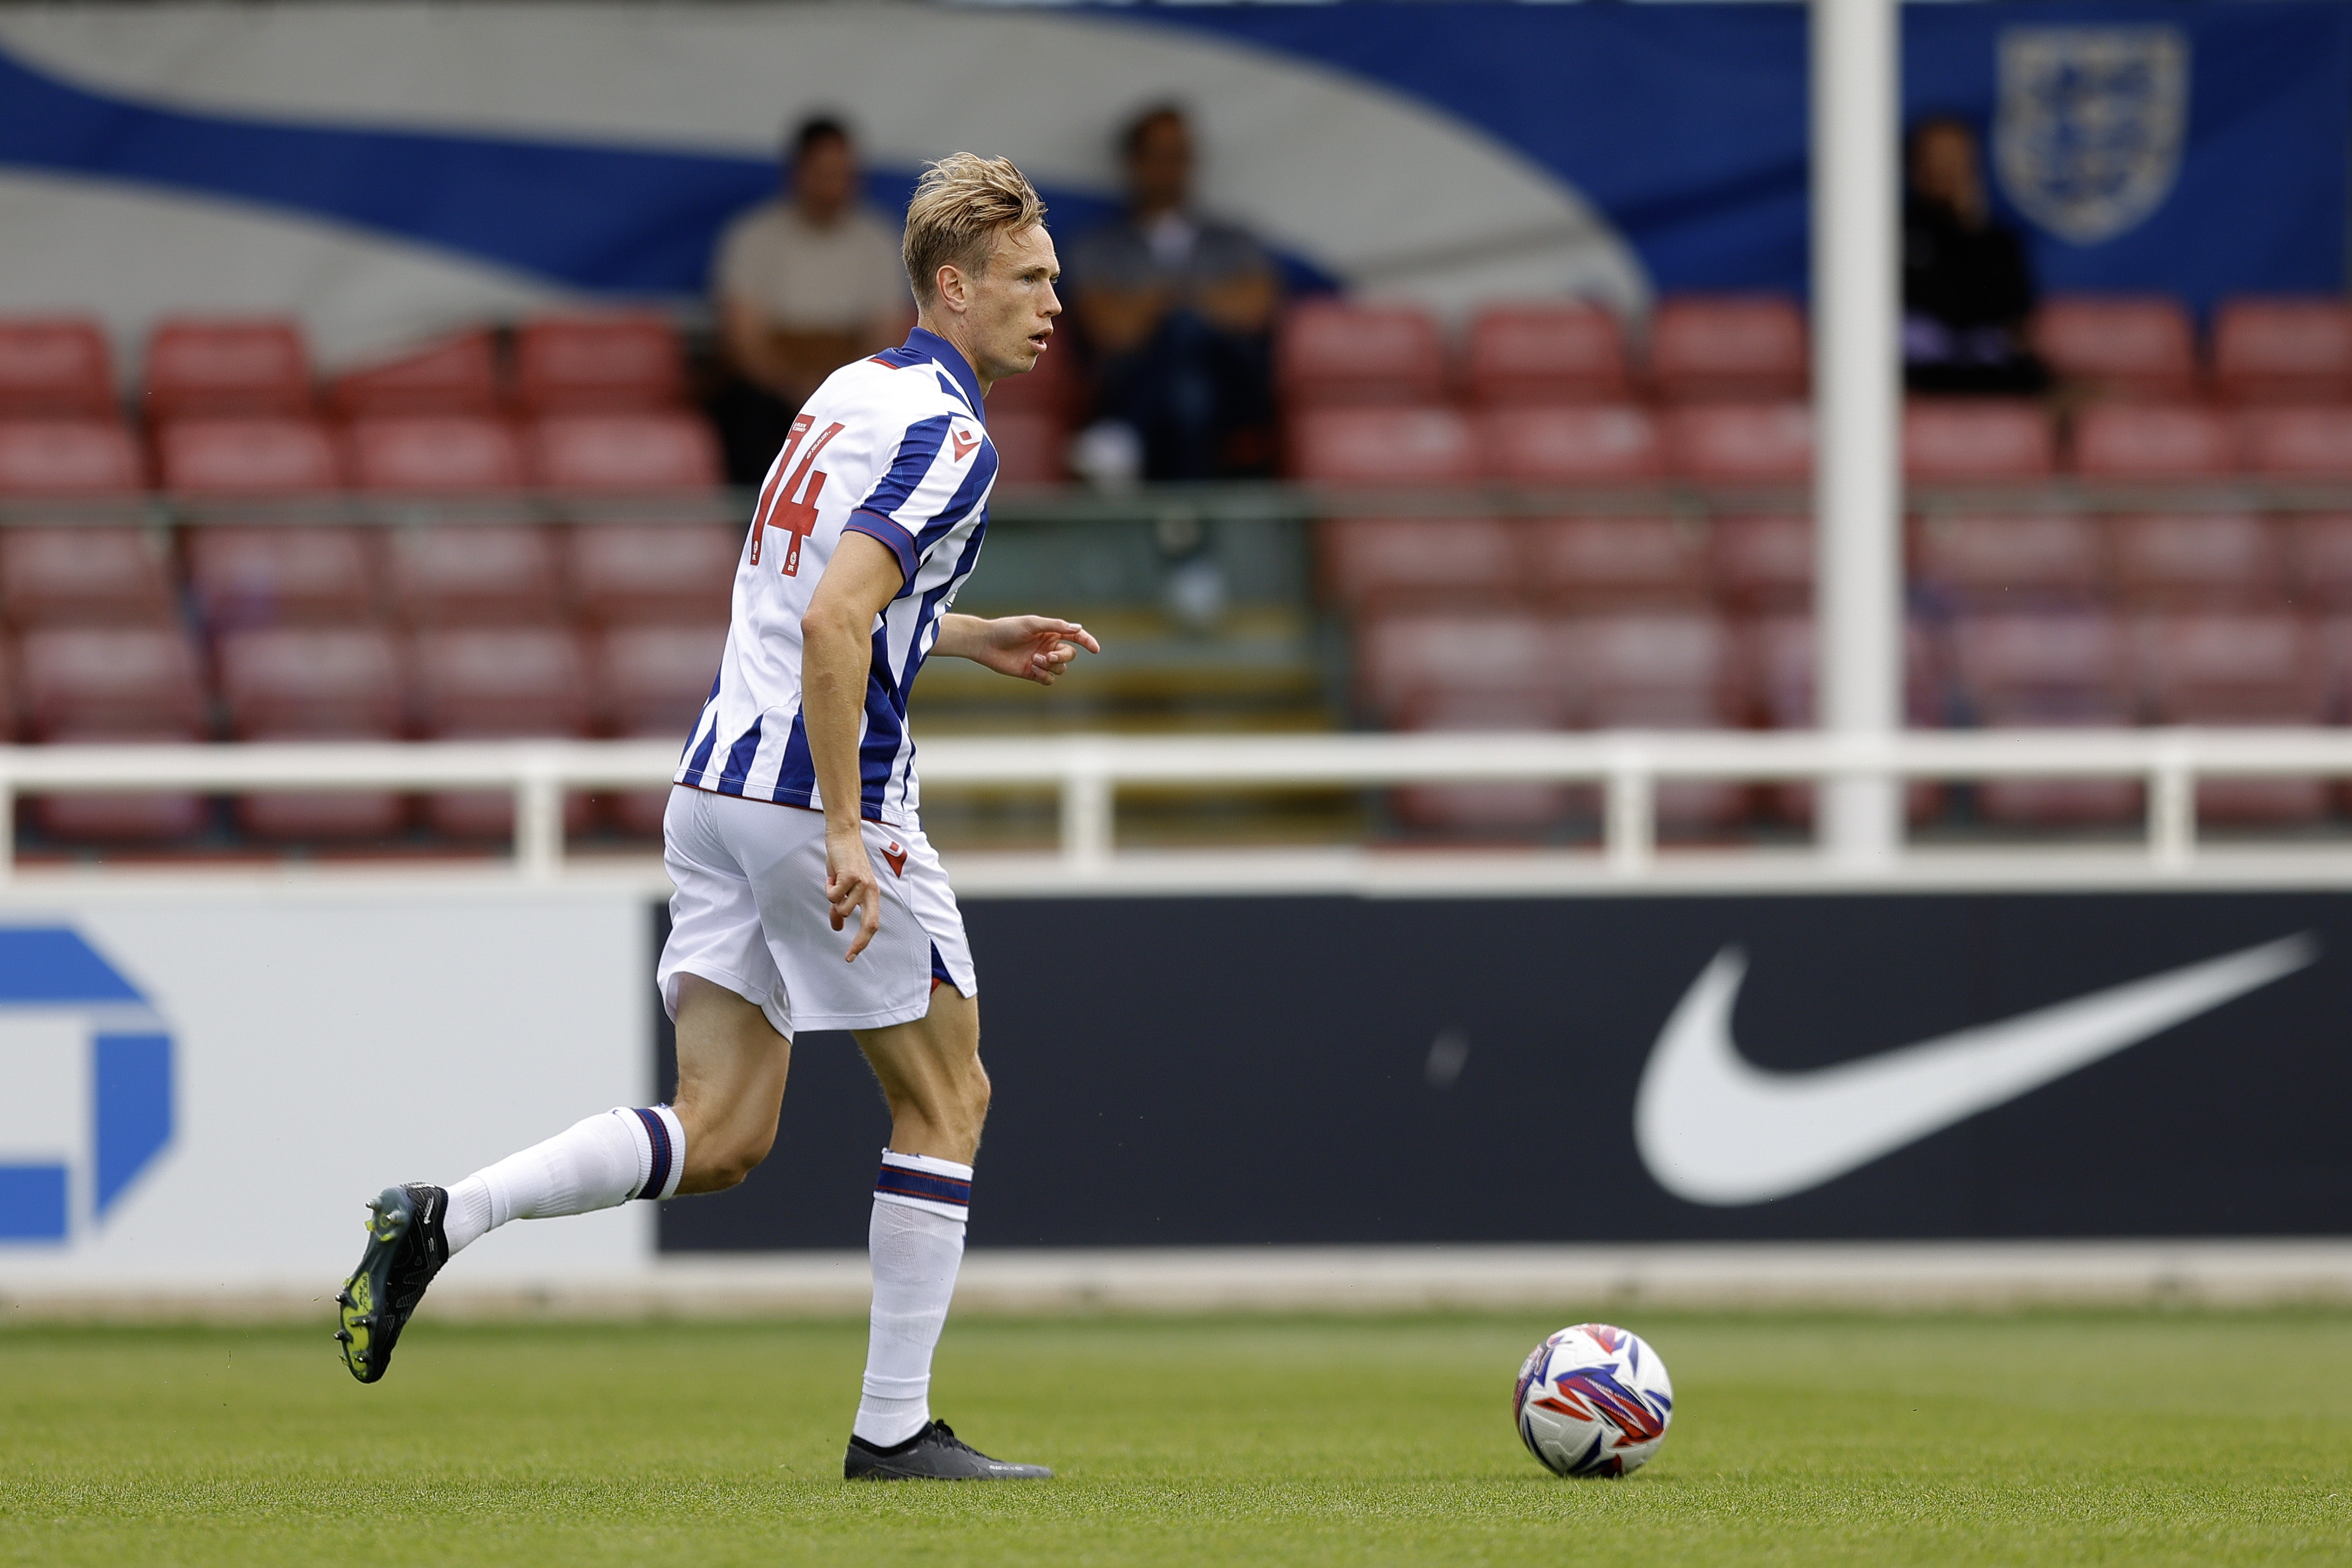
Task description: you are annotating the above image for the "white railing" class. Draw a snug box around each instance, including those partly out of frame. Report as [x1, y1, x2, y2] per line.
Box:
[10, 729, 2352, 880]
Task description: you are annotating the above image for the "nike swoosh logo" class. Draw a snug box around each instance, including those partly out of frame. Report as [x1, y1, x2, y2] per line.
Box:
[1633, 932, 2318, 1206]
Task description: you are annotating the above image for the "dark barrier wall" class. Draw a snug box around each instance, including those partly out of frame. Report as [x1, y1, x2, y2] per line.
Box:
[654, 891, 2352, 1250]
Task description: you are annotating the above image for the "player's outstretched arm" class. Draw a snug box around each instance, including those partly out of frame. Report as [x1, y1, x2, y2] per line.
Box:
[802, 532, 908, 962]
[934, 613, 1100, 686]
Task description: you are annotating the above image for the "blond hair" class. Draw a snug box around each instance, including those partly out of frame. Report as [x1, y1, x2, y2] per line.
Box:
[902, 152, 1047, 307]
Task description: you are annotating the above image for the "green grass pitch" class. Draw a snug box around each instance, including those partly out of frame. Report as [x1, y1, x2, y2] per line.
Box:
[2, 1309, 2348, 1566]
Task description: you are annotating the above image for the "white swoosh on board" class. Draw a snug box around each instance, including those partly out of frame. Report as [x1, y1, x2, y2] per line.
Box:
[1633, 933, 2318, 1205]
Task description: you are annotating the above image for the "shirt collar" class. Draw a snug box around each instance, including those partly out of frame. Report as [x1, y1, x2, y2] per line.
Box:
[903, 326, 986, 423]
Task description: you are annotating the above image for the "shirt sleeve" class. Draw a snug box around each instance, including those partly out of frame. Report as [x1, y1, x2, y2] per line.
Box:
[846, 411, 998, 589]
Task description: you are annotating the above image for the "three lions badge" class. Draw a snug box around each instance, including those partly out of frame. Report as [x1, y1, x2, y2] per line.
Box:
[1995, 26, 2189, 247]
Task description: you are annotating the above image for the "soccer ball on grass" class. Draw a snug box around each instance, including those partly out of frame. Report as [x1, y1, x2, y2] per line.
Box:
[1511, 1322, 1672, 1477]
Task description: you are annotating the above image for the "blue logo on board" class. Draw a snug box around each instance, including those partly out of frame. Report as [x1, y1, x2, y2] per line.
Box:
[0, 928, 173, 1243]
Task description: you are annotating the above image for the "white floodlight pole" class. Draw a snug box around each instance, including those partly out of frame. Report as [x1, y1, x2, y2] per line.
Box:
[1813, 0, 1903, 866]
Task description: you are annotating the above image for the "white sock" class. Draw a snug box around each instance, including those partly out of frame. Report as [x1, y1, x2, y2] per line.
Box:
[852, 1149, 972, 1447]
[442, 1105, 685, 1255]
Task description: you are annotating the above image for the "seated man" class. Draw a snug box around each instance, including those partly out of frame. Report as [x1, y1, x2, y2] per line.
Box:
[1070, 105, 1279, 481]
[1902, 115, 2049, 396]
[709, 116, 912, 483]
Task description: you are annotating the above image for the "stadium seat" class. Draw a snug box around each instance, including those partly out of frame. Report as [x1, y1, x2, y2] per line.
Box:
[2070, 404, 2238, 479]
[1912, 513, 2108, 609]
[1647, 296, 1806, 402]
[567, 523, 741, 624]
[1464, 304, 1632, 405]
[1481, 405, 1664, 483]
[1276, 299, 1448, 408]
[1560, 611, 1745, 828]
[2033, 296, 2196, 399]
[19, 625, 206, 738]
[1664, 402, 1812, 482]
[2110, 513, 2283, 606]
[1949, 610, 2141, 824]
[156, 417, 342, 494]
[2288, 515, 2352, 607]
[0, 419, 142, 494]
[26, 733, 210, 845]
[1291, 407, 1478, 485]
[1903, 401, 2055, 481]
[0, 528, 177, 627]
[530, 411, 722, 491]
[596, 621, 726, 835]
[215, 625, 408, 839]
[329, 329, 503, 419]
[384, 525, 562, 626]
[1708, 515, 1812, 610]
[2135, 610, 2328, 822]
[411, 626, 593, 838]
[1392, 688, 1572, 835]
[185, 526, 380, 628]
[1319, 516, 1521, 614]
[349, 415, 529, 493]
[1745, 613, 1944, 824]
[2210, 298, 2352, 404]
[1355, 610, 1557, 720]
[2240, 406, 2352, 479]
[144, 318, 311, 419]
[0, 318, 115, 417]
[982, 410, 1067, 486]
[512, 315, 685, 413]
[1526, 516, 1707, 606]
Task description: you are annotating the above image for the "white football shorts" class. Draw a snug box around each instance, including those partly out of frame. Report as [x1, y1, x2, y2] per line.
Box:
[656, 785, 976, 1038]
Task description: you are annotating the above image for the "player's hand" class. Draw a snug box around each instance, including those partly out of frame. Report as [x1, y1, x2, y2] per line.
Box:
[824, 824, 882, 962]
[966, 616, 1100, 686]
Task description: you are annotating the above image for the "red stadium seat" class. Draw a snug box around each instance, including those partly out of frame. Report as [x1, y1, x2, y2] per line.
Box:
[2071, 404, 2237, 479]
[185, 526, 379, 628]
[0, 528, 177, 627]
[27, 739, 209, 845]
[157, 417, 342, 494]
[1355, 610, 1556, 719]
[1276, 299, 1447, 408]
[1647, 296, 1806, 402]
[215, 625, 408, 839]
[1708, 515, 1812, 610]
[1665, 402, 1812, 482]
[413, 627, 595, 838]
[19, 625, 206, 737]
[0, 318, 114, 417]
[1903, 401, 2055, 481]
[1464, 304, 1631, 406]
[568, 523, 741, 625]
[2135, 611, 2328, 822]
[1949, 610, 2140, 824]
[1392, 688, 1572, 834]
[1526, 516, 1707, 606]
[1912, 513, 2108, 607]
[513, 315, 685, 413]
[2033, 296, 2195, 399]
[1291, 407, 1478, 485]
[384, 525, 562, 626]
[530, 411, 722, 491]
[981, 410, 1067, 486]
[2110, 513, 2283, 606]
[596, 620, 727, 835]
[1742, 613, 1944, 825]
[349, 416, 528, 493]
[329, 329, 502, 419]
[1560, 611, 1744, 828]
[0, 419, 142, 494]
[1319, 516, 1520, 614]
[2240, 406, 2352, 479]
[144, 318, 311, 419]
[2210, 298, 2352, 405]
[1481, 405, 1663, 483]
[2288, 515, 2352, 607]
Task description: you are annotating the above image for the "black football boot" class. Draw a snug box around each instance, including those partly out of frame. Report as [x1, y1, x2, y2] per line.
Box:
[843, 1421, 1053, 1481]
[335, 1183, 450, 1384]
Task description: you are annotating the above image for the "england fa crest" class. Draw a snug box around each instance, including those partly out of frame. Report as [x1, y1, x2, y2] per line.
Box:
[1995, 26, 2189, 246]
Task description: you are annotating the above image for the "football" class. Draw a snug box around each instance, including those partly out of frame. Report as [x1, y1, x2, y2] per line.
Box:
[1511, 1322, 1674, 1477]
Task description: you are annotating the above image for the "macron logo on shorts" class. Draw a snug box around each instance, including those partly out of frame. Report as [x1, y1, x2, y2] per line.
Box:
[881, 841, 908, 878]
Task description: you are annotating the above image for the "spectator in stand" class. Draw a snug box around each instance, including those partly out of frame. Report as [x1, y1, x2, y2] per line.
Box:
[708, 115, 912, 484]
[1070, 105, 1281, 481]
[1902, 116, 2049, 396]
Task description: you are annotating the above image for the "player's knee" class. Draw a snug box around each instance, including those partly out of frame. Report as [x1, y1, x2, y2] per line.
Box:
[694, 1123, 776, 1191]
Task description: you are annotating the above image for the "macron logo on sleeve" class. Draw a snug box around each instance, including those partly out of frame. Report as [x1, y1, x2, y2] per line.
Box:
[950, 428, 980, 463]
